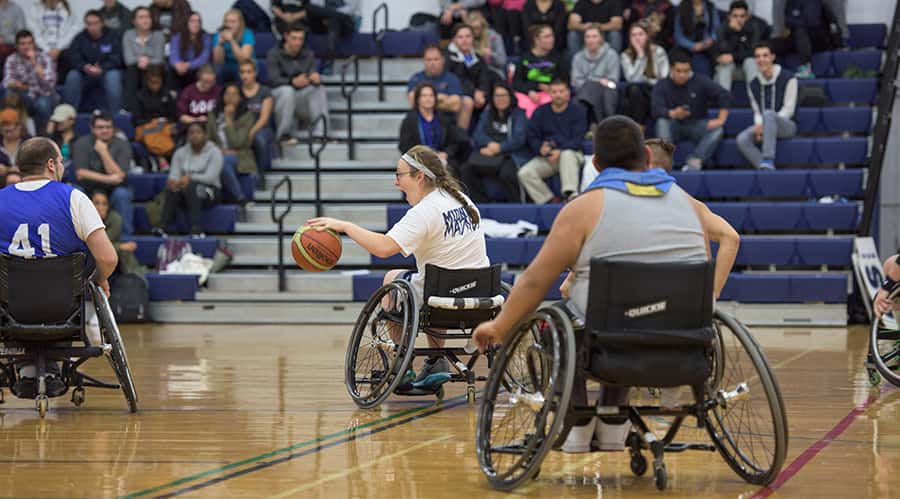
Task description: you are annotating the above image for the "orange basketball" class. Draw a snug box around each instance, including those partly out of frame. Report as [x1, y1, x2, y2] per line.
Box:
[291, 226, 343, 272]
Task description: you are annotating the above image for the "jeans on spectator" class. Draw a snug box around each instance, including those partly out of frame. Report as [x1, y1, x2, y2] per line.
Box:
[272, 85, 329, 139]
[655, 118, 724, 166]
[567, 29, 622, 57]
[459, 155, 520, 203]
[162, 181, 222, 234]
[220, 154, 247, 202]
[110, 185, 134, 235]
[63, 69, 123, 114]
[715, 57, 758, 91]
[518, 150, 584, 204]
[15, 91, 56, 134]
[736, 110, 797, 168]
[576, 81, 618, 122]
[304, 3, 355, 64]
[251, 126, 274, 172]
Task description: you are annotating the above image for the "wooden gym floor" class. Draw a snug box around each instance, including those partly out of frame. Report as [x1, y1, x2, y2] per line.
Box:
[0, 323, 897, 498]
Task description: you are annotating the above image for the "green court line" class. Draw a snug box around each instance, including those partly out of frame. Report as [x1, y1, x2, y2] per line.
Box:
[119, 393, 469, 498]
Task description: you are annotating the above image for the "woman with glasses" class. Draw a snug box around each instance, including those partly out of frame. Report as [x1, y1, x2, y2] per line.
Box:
[308, 145, 489, 389]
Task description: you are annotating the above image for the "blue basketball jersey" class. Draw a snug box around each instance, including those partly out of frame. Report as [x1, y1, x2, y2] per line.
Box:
[0, 181, 87, 258]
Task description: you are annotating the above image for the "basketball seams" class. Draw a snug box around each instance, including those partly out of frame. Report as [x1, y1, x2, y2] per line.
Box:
[301, 231, 340, 261]
[292, 227, 343, 272]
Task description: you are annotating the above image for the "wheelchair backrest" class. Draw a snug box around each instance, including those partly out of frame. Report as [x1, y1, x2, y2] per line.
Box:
[0, 253, 85, 325]
[584, 258, 714, 342]
[422, 263, 503, 329]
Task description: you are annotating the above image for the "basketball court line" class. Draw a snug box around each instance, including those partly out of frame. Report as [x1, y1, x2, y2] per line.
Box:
[152, 398, 470, 498]
[265, 434, 455, 498]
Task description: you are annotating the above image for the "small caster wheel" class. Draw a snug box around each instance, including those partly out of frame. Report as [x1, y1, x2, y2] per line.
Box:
[466, 386, 476, 405]
[654, 464, 667, 491]
[435, 386, 445, 401]
[36, 396, 48, 418]
[630, 453, 648, 476]
[868, 369, 881, 387]
[71, 387, 85, 406]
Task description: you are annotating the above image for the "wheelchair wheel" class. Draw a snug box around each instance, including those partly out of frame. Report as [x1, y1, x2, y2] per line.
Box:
[91, 284, 138, 413]
[868, 318, 900, 387]
[344, 280, 418, 409]
[707, 317, 726, 393]
[476, 305, 576, 490]
[705, 311, 788, 485]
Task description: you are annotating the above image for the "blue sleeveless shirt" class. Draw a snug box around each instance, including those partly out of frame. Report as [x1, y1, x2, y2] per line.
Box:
[0, 181, 88, 258]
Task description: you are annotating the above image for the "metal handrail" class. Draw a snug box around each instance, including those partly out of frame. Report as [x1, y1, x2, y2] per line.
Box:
[340, 56, 360, 160]
[859, 3, 900, 235]
[372, 2, 388, 102]
[270, 176, 293, 292]
[308, 114, 328, 217]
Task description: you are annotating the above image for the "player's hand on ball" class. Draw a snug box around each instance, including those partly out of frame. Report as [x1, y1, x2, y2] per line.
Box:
[307, 217, 349, 233]
[473, 320, 502, 353]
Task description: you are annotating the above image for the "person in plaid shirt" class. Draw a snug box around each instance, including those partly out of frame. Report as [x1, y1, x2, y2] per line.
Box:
[2, 30, 57, 133]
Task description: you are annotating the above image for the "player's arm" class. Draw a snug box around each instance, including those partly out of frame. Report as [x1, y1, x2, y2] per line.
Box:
[691, 198, 740, 299]
[306, 217, 401, 259]
[875, 255, 900, 316]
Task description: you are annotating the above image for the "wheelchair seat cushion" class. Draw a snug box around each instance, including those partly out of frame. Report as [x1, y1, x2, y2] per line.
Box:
[589, 344, 712, 388]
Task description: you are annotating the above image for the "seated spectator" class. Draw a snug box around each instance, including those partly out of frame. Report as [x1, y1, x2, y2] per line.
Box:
[399, 82, 469, 173]
[0, 109, 24, 185]
[267, 24, 328, 143]
[134, 65, 176, 126]
[206, 83, 254, 206]
[123, 7, 166, 113]
[271, 0, 305, 35]
[737, 42, 797, 170]
[625, 0, 674, 49]
[438, 1, 483, 39]
[169, 11, 211, 90]
[99, 0, 132, 33]
[621, 20, 669, 126]
[46, 103, 76, 161]
[176, 64, 220, 129]
[302, 0, 359, 75]
[1, 92, 36, 136]
[521, 0, 567, 53]
[408, 44, 469, 129]
[149, 0, 191, 39]
[513, 24, 568, 118]
[714, 1, 761, 90]
[2, 30, 57, 133]
[72, 112, 134, 234]
[162, 122, 223, 237]
[91, 190, 143, 276]
[518, 78, 587, 203]
[568, 0, 624, 55]
[63, 9, 124, 114]
[239, 59, 274, 180]
[572, 25, 620, 124]
[0, 0, 26, 68]
[468, 10, 508, 79]
[459, 81, 528, 203]
[447, 24, 496, 128]
[771, 0, 843, 79]
[673, 0, 719, 76]
[652, 50, 729, 171]
[487, 1, 526, 51]
[212, 9, 255, 85]
[25, 0, 80, 70]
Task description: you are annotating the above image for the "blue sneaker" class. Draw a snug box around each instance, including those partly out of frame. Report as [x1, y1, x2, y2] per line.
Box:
[795, 64, 815, 79]
[412, 372, 452, 390]
[759, 159, 775, 170]
[394, 368, 416, 392]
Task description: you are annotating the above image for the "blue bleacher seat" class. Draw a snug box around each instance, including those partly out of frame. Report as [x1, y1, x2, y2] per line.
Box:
[832, 49, 883, 74]
[803, 203, 859, 230]
[731, 84, 749, 107]
[670, 171, 703, 197]
[75, 113, 91, 135]
[775, 137, 815, 165]
[828, 78, 878, 103]
[352, 273, 384, 301]
[256, 59, 269, 85]
[748, 203, 804, 231]
[795, 237, 853, 266]
[307, 32, 376, 57]
[734, 274, 791, 302]
[821, 107, 872, 133]
[386, 205, 406, 227]
[672, 140, 696, 166]
[133, 204, 240, 234]
[254, 32, 276, 58]
[786, 52, 834, 76]
[708, 202, 749, 231]
[713, 139, 745, 166]
[722, 108, 752, 136]
[128, 173, 167, 201]
[381, 31, 439, 56]
[147, 273, 199, 301]
[756, 170, 809, 197]
[808, 170, 864, 197]
[371, 252, 414, 266]
[794, 108, 821, 133]
[848, 23, 887, 49]
[487, 238, 527, 265]
[815, 137, 868, 164]
[480, 204, 540, 228]
[537, 204, 562, 230]
[704, 170, 755, 197]
[113, 112, 135, 140]
[789, 274, 847, 302]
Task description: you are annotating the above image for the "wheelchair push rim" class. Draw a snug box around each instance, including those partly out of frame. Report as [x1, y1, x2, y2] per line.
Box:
[868, 317, 900, 388]
[344, 280, 418, 409]
[705, 310, 788, 485]
[90, 283, 138, 413]
[476, 305, 576, 490]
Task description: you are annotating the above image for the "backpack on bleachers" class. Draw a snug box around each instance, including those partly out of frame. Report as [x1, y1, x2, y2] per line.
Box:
[109, 273, 149, 323]
[798, 85, 827, 107]
[156, 240, 193, 272]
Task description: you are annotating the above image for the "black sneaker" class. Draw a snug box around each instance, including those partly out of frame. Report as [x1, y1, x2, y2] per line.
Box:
[12, 377, 36, 399]
[45, 375, 67, 398]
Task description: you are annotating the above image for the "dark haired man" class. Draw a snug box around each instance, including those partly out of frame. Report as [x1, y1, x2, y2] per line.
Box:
[2, 30, 57, 132]
[267, 23, 328, 144]
[63, 9, 123, 114]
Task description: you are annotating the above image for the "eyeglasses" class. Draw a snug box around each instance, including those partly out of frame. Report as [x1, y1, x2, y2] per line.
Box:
[395, 170, 417, 179]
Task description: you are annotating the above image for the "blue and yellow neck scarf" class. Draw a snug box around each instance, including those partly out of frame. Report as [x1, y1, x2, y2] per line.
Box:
[583, 167, 676, 197]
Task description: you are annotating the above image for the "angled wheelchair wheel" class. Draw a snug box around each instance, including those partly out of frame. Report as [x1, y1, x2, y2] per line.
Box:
[476, 305, 576, 491]
[705, 310, 788, 485]
[91, 284, 138, 413]
[707, 317, 726, 394]
[344, 280, 418, 409]
[868, 318, 900, 388]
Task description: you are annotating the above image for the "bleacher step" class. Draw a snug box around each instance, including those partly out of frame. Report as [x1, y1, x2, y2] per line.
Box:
[280, 142, 399, 162]
[325, 86, 409, 106]
[225, 236, 372, 266]
[254, 173, 402, 201]
[241, 204, 387, 229]
[332, 57, 423, 76]
[205, 271, 354, 296]
[269, 159, 396, 171]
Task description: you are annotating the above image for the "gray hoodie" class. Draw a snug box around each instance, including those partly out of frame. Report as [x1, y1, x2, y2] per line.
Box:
[571, 43, 620, 90]
[620, 44, 670, 85]
[266, 45, 317, 88]
[169, 141, 223, 189]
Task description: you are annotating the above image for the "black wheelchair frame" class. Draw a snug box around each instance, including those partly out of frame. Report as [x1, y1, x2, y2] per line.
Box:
[0, 253, 138, 417]
[345, 264, 511, 409]
[476, 259, 788, 491]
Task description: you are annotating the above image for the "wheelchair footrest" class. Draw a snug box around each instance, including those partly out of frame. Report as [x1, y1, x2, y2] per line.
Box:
[663, 442, 716, 453]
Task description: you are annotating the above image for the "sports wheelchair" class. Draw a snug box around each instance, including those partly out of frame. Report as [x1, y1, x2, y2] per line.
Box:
[868, 290, 900, 387]
[0, 253, 138, 418]
[345, 264, 511, 409]
[477, 259, 788, 491]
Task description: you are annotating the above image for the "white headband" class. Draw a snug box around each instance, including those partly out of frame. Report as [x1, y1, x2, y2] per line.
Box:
[401, 153, 437, 179]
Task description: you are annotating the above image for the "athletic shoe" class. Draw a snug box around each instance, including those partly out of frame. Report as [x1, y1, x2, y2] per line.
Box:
[759, 159, 775, 170]
[595, 419, 632, 451]
[559, 419, 596, 453]
[394, 368, 416, 393]
[795, 64, 815, 79]
[414, 357, 450, 384]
